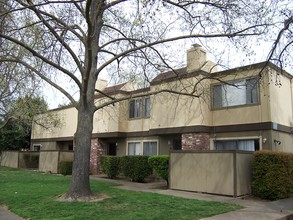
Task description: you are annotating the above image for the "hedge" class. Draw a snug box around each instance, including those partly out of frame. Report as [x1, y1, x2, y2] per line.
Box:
[101, 156, 121, 178]
[58, 161, 73, 175]
[252, 150, 293, 200]
[120, 156, 152, 182]
[148, 155, 169, 183]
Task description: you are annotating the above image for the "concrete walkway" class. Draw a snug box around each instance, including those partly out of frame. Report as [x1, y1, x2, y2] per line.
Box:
[1, 175, 293, 220]
[0, 206, 23, 220]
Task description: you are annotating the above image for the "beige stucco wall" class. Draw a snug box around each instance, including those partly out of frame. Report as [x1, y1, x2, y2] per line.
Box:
[270, 131, 293, 152]
[0, 151, 19, 168]
[269, 70, 293, 126]
[150, 75, 211, 129]
[93, 105, 119, 133]
[170, 152, 234, 195]
[31, 107, 77, 139]
[236, 153, 253, 196]
[169, 151, 253, 196]
[31, 65, 292, 152]
[31, 142, 57, 151]
[59, 151, 74, 162]
[39, 151, 59, 173]
[211, 68, 271, 126]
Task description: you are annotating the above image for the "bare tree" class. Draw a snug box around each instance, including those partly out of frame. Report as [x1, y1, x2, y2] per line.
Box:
[0, 0, 291, 200]
[0, 0, 40, 127]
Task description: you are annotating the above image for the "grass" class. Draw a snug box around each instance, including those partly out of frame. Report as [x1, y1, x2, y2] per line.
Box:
[0, 167, 242, 220]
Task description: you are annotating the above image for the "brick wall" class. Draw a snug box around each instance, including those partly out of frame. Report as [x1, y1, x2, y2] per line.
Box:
[181, 133, 210, 150]
[90, 138, 105, 175]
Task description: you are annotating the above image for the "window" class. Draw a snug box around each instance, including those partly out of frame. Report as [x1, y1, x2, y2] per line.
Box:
[143, 142, 157, 156]
[214, 139, 259, 151]
[127, 141, 158, 156]
[129, 96, 151, 119]
[212, 77, 259, 109]
[33, 144, 41, 151]
[128, 142, 141, 155]
[129, 98, 142, 118]
[144, 96, 151, 117]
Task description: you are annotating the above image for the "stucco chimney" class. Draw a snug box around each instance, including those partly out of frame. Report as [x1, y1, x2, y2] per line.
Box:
[186, 44, 207, 73]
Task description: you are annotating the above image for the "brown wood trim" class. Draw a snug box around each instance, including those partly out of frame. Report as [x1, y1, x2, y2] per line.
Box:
[169, 150, 253, 154]
[149, 125, 212, 135]
[233, 151, 237, 198]
[214, 122, 273, 133]
[31, 136, 74, 142]
[92, 132, 127, 138]
[32, 122, 291, 142]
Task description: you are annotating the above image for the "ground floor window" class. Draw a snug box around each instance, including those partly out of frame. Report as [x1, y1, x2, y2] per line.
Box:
[128, 142, 141, 155]
[143, 142, 157, 156]
[33, 144, 41, 151]
[127, 141, 158, 156]
[214, 139, 259, 151]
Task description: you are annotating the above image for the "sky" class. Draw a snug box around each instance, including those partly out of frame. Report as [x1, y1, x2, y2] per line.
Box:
[39, 0, 293, 110]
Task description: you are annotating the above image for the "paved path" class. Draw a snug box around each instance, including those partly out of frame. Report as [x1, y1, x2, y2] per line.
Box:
[1, 175, 293, 220]
[0, 206, 23, 220]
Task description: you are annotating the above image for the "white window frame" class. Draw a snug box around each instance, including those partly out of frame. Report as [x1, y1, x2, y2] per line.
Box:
[129, 98, 142, 119]
[210, 136, 262, 151]
[127, 142, 141, 155]
[144, 96, 151, 118]
[129, 96, 151, 119]
[33, 144, 42, 151]
[142, 141, 158, 156]
[212, 77, 259, 109]
[126, 140, 158, 156]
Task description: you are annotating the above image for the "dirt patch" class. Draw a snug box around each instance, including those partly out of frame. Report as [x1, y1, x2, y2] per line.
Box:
[56, 193, 111, 202]
[0, 205, 9, 210]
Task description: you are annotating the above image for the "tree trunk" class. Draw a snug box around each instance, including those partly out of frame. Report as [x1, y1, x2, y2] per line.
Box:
[66, 103, 94, 199]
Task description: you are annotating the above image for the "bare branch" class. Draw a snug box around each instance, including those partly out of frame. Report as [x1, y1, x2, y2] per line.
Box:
[96, 25, 266, 75]
[0, 32, 82, 89]
[1, 58, 78, 107]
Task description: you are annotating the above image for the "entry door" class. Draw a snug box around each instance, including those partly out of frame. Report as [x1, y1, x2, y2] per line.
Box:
[108, 143, 117, 156]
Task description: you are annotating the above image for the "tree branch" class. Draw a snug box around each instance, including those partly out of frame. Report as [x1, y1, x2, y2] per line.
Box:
[18, 0, 84, 74]
[96, 25, 266, 75]
[0, 33, 82, 89]
[1, 58, 78, 107]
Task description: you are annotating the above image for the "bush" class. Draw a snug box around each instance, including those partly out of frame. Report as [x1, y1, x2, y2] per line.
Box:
[101, 156, 120, 178]
[58, 161, 73, 175]
[23, 154, 39, 168]
[148, 155, 169, 183]
[252, 150, 293, 200]
[121, 156, 152, 182]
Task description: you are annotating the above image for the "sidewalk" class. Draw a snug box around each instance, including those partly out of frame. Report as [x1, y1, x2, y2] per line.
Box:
[91, 175, 293, 220]
[0, 206, 23, 220]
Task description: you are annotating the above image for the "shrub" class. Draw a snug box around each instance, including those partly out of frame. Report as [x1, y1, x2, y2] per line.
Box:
[252, 150, 293, 200]
[58, 161, 73, 175]
[148, 155, 169, 183]
[121, 156, 152, 182]
[101, 156, 120, 178]
[23, 154, 39, 168]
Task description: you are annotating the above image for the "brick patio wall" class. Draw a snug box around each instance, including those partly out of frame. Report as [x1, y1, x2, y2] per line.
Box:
[90, 138, 105, 175]
[181, 133, 210, 150]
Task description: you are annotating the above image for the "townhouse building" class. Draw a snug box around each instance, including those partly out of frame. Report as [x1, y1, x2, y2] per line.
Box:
[31, 45, 293, 173]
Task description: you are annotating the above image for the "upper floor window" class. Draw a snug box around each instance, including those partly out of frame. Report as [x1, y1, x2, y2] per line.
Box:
[144, 96, 150, 117]
[129, 96, 150, 119]
[212, 77, 259, 109]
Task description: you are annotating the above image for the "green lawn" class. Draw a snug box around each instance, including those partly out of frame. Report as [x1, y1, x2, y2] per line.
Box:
[0, 167, 242, 220]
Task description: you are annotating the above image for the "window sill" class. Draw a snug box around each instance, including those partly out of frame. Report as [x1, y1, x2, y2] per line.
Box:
[212, 102, 260, 111]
